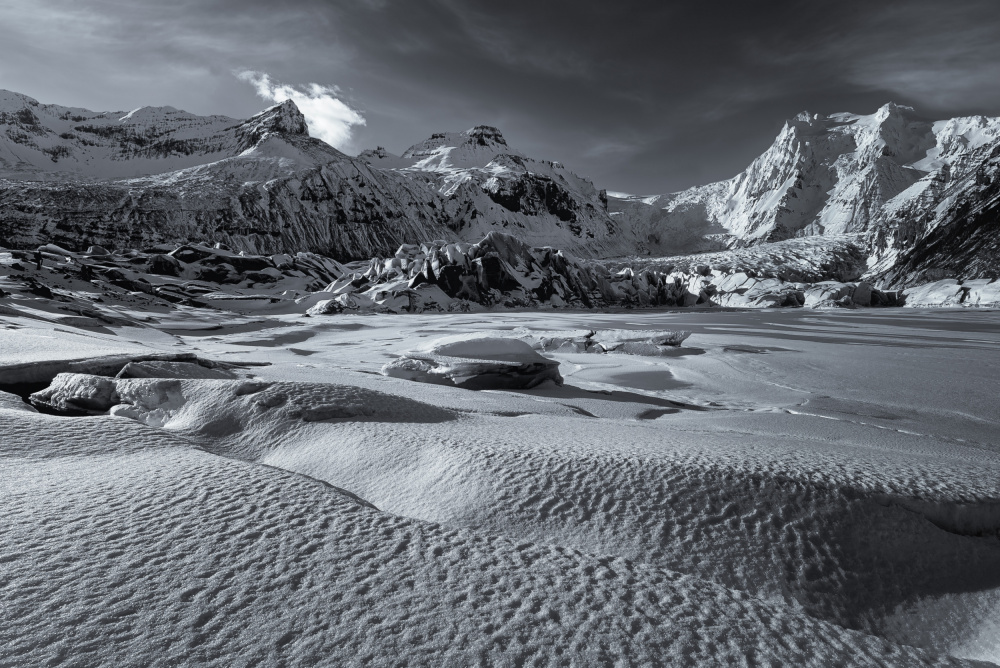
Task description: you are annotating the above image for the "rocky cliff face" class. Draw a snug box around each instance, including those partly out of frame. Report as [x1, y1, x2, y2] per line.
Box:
[0, 92, 629, 260]
[613, 104, 1000, 286]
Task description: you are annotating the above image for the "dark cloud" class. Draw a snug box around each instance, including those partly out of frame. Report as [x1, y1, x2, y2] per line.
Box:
[1, 0, 998, 193]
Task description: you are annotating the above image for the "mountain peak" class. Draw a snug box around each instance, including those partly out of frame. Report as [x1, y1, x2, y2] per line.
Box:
[402, 125, 511, 160]
[462, 125, 508, 148]
[256, 99, 309, 136]
[235, 99, 309, 151]
[877, 101, 914, 114]
[873, 102, 919, 123]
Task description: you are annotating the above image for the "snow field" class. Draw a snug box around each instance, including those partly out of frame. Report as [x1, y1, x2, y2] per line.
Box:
[0, 383, 984, 667]
[2, 308, 999, 665]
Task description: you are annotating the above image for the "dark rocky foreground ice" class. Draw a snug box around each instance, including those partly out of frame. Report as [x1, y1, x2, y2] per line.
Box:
[2, 305, 999, 667]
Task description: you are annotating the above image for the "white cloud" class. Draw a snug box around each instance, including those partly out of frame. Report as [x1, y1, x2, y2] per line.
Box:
[236, 70, 365, 149]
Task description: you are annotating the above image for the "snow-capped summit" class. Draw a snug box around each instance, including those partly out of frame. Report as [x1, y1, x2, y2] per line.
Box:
[361, 124, 523, 174]
[353, 124, 626, 252]
[659, 102, 939, 243]
[237, 99, 309, 145]
[402, 125, 512, 165]
[412, 124, 507, 149]
[359, 124, 581, 194]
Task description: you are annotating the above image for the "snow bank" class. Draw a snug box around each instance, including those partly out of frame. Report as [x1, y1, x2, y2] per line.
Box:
[0, 389, 36, 413]
[0, 351, 242, 388]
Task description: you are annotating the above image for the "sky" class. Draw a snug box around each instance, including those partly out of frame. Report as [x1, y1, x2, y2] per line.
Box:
[1, 0, 999, 194]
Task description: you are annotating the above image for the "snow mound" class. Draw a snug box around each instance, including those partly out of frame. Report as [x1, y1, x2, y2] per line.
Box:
[4, 314, 1000, 663]
[382, 334, 563, 390]
[0, 389, 36, 413]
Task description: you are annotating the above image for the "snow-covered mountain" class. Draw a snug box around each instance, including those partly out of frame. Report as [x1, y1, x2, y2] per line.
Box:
[0, 89, 321, 181]
[357, 125, 619, 251]
[0, 91, 628, 259]
[613, 103, 1000, 286]
[3, 89, 997, 287]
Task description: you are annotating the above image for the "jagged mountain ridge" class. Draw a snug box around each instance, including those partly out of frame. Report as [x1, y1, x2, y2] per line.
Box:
[0, 91, 632, 260]
[612, 103, 1000, 286]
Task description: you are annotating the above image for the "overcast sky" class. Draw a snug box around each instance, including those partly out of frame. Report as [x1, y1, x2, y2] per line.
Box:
[1, 0, 998, 194]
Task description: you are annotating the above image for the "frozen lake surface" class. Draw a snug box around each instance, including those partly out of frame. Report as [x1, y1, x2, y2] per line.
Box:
[2, 307, 999, 666]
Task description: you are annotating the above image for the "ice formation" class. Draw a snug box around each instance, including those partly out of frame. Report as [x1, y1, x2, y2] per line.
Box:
[528, 329, 692, 354]
[382, 334, 563, 389]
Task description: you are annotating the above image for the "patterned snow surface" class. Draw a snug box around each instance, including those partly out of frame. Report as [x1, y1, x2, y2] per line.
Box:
[2, 309, 1000, 666]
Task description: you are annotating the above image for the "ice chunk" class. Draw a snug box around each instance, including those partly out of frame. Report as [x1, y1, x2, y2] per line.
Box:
[405, 284, 453, 312]
[963, 279, 1000, 307]
[116, 361, 237, 380]
[803, 282, 853, 307]
[334, 292, 375, 311]
[903, 279, 964, 307]
[851, 281, 873, 307]
[305, 299, 343, 316]
[382, 335, 562, 390]
[112, 379, 186, 427]
[531, 330, 595, 353]
[594, 330, 691, 349]
[29, 373, 120, 415]
[530, 329, 691, 355]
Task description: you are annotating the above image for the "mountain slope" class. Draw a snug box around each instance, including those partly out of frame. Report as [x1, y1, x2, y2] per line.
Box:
[0, 89, 258, 181]
[613, 104, 1000, 286]
[866, 117, 1000, 287]
[0, 92, 629, 260]
[0, 94, 448, 258]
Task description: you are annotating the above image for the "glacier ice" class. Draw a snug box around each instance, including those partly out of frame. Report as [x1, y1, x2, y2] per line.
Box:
[382, 334, 563, 389]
